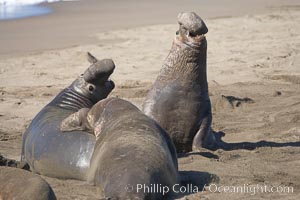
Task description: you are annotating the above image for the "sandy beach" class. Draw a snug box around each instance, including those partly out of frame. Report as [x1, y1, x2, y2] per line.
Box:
[0, 0, 299, 57]
[0, 0, 300, 199]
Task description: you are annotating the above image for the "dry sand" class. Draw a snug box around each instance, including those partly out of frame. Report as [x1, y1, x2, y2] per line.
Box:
[0, 3, 300, 200]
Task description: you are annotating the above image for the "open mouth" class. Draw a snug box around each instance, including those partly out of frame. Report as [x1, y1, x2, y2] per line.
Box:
[176, 29, 206, 43]
[105, 79, 115, 91]
[187, 31, 206, 42]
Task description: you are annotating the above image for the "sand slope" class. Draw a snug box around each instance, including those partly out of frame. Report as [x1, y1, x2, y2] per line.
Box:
[0, 6, 299, 200]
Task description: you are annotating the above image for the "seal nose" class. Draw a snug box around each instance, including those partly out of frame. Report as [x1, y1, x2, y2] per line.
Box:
[83, 59, 115, 85]
[177, 12, 208, 36]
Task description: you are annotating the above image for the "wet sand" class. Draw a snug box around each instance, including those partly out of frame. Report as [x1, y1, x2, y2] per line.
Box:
[0, 0, 299, 57]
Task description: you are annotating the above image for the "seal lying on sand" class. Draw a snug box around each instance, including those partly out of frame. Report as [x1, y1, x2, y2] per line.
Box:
[0, 167, 56, 200]
[21, 52, 115, 180]
[62, 97, 179, 199]
[143, 12, 215, 153]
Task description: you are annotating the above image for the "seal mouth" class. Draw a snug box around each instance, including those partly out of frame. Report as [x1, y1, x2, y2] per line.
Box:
[176, 30, 206, 43]
[105, 79, 115, 92]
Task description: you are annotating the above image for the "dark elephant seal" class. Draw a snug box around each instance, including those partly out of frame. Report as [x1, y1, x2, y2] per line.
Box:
[143, 12, 215, 153]
[62, 97, 179, 199]
[0, 166, 56, 200]
[21, 52, 115, 180]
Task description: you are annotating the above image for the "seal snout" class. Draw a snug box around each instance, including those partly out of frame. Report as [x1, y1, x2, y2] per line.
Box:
[83, 52, 115, 85]
[177, 12, 208, 44]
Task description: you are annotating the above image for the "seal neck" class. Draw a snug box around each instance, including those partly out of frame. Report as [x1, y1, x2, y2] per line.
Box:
[53, 87, 94, 111]
[158, 39, 208, 90]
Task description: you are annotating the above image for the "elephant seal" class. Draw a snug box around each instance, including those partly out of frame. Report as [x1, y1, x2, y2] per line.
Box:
[0, 166, 56, 200]
[21, 52, 115, 180]
[143, 12, 215, 153]
[62, 97, 179, 199]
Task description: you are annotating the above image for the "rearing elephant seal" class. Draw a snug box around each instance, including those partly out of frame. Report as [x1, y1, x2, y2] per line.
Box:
[143, 12, 215, 153]
[21, 52, 115, 180]
[62, 97, 179, 199]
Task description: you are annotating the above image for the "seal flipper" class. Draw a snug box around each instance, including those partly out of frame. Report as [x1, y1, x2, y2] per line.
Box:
[192, 113, 216, 151]
[60, 108, 93, 133]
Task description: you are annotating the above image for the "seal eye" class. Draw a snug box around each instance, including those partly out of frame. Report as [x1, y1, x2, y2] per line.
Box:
[89, 85, 94, 92]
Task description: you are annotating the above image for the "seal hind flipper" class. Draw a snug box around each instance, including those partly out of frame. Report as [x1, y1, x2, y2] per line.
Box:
[192, 112, 216, 151]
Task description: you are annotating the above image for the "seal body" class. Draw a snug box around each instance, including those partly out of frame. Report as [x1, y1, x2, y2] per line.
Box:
[143, 12, 215, 153]
[21, 53, 115, 179]
[67, 97, 179, 199]
[22, 91, 96, 179]
[0, 166, 56, 200]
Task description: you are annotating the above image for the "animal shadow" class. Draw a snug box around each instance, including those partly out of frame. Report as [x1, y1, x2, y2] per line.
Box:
[177, 151, 219, 160]
[171, 171, 219, 199]
[0, 154, 18, 167]
[0, 154, 30, 170]
[211, 131, 300, 151]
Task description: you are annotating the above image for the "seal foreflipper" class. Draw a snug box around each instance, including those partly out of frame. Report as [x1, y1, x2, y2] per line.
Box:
[60, 108, 92, 133]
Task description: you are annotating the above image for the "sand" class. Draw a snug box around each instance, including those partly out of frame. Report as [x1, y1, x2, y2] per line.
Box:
[0, 0, 299, 57]
[0, 2, 300, 200]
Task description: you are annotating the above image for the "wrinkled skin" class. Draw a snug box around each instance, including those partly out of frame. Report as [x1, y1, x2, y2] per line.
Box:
[143, 12, 215, 153]
[0, 167, 56, 200]
[21, 52, 115, 180]
[62, 97, 179, 199]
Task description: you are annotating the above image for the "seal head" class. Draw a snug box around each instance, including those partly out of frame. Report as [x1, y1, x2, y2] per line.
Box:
[71, 52, 115, 104]
[176, 12, 208, 49]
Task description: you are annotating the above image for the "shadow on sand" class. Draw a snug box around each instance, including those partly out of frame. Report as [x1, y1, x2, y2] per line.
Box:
[0, 154, 18, 167]
[0, 154, 30, 170]
[170, 170, 219, 199]
[177, 131, 300, 160]
[211, 131, 300, 151]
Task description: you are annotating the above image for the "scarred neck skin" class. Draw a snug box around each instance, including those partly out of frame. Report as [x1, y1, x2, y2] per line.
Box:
[48, 72, 114, 111]
[157, 37, 208, 91]
[55, 87, 95, 111]
[46, 55, 115, 112]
